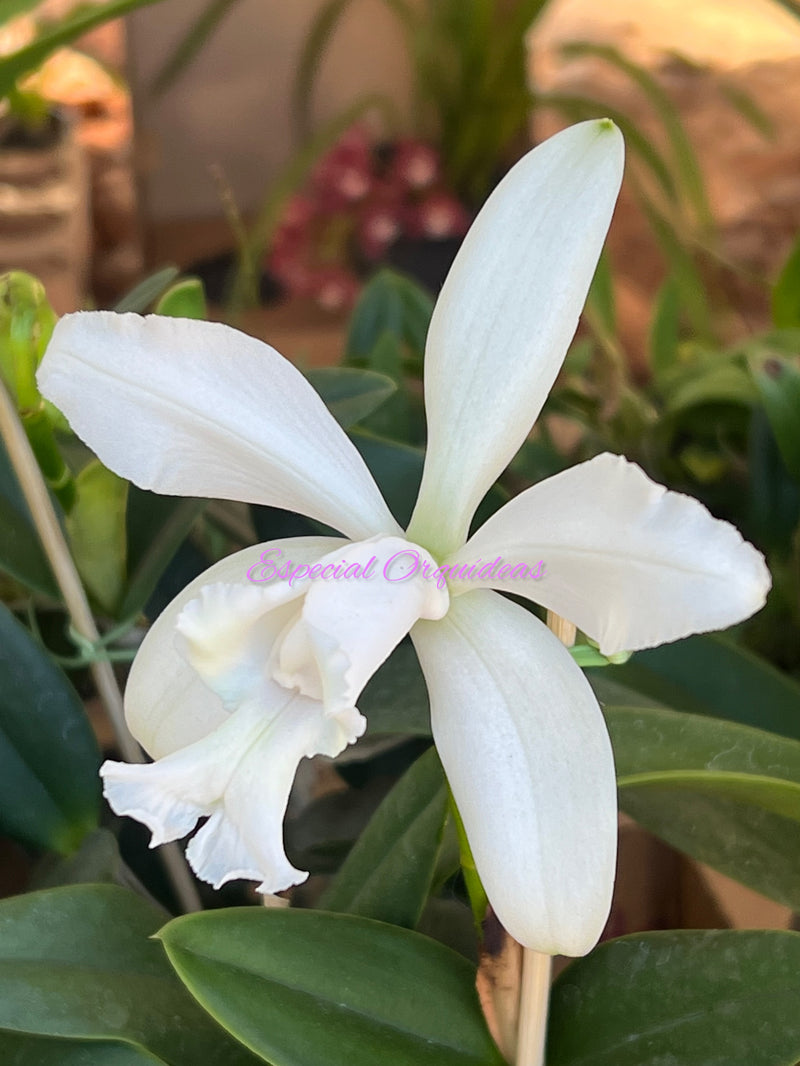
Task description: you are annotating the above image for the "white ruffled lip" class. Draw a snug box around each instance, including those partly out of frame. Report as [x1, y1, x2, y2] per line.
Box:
[100, 691, 366, 895]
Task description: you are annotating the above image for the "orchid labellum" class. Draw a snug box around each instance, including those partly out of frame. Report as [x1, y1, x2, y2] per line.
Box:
[38, 121, 770, 956]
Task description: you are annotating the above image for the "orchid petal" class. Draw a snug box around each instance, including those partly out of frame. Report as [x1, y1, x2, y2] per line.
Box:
[101, 691, 365, 893]
[408, 121, 624, 556]
[447, 453, 771, 655]
[125, 537, 344, 759]
[272, 537, 449, 713]
[412, 589, 616, 955]
[38, 312, 400, 540]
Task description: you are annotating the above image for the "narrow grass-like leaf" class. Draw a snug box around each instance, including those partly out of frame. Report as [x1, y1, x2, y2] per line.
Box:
[149, 0, 241, 96]
[114, 267, 180, 314]
[0, 0, 168, 99]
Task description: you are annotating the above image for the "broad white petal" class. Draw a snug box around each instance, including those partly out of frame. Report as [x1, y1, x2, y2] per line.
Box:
[447, 453, 771, 655]
[126, 537, 345, 759]
[412, 590, 616, 955]
[272, 537, 449, 713]
[38, 312, 400, 539]
[408, 121, 624, 555]
[102, 690, 365, 894]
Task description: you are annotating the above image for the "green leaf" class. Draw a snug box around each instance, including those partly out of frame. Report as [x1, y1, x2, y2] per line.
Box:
[0, 435, 60, 599]
[548, 930, 800, 1066]
[66, 460, 128, 614]
[608, 705, 800, 907]
[772, 232, 800, 328]
[360, 639, 431, 736]
[32, 827, 122, 889]
[120, 487, 204, 620]
[320, 746, 448, 926]
[0, 0, 170, 100]
[149, 0, 241, 95]
[305, 367, 397, 429]
[350, 429, 507, 531]
[344, 269, 432, 365]
[748, 350, 800, 483]
[0, 1031, 166, 1066]
[0, 603, 99, 853]
[588, 633, 800, 742]
[114, 267, 180, 314]
[608, 704, 800, 788]
[586, 252, 615, 338]
[160, 908, 505, 1066]
[154, 277, 208, 320]
[648, 276, 681, 382]
[664, 360, 756, 415]
[0, 884, 260, 1066]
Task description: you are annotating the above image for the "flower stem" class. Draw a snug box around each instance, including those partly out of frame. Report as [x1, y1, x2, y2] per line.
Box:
[514, 609, 576, 1066]
[516, 949, 551, 1066]
[0, 379, 202, 913]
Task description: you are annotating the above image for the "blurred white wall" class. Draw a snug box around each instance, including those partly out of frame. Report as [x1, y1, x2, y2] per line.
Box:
[128, 0, 412, 220]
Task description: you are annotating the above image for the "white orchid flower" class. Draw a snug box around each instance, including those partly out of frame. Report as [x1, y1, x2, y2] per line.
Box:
[38, 120, 770, 956]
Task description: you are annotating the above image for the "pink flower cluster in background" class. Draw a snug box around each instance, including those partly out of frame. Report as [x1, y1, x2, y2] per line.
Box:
[267, 126, 472, 311]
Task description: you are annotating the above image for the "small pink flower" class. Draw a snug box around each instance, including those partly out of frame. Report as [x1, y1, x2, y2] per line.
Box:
[409, 193, 472, 241]
[357, 185, 404, 259]
[389, 139, 440, 191]
[313, 127, 373, 211]
[310, 267, 361, 312]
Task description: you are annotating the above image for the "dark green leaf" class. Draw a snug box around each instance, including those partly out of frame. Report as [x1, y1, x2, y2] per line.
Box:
[361, 639, 431, 735]
[114, 267, 180, 314]
[548, 930, 800, 1066]
[160, 908, 505, 1066]
[32, 827, 122, 889]
[772, 232, 800, 328]
[0, 1031, 165, 1066]
[749, 350, 800, 483]
[320, 746, 448, 926]
[344, 269, 432, 364]
[305, 366, 397, 429]
[350, 431, 424, 528]
[607, 705, 800, 906]
[0, 884, 259, 1066]
[608, 704, 800, 788]
[350, 429, 507, 531]
[120, 487, 204, 619]
[589, 634, 800, 742]
[621, 785, 800, 909]
[154, 278, 208, 320]
[0, 436, 60, 599]
[0, 603, 99, 852]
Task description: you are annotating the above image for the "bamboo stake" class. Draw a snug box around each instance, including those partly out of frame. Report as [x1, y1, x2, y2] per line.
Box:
[515, 610, 577, 1066]
[0, 379, 202, 913]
